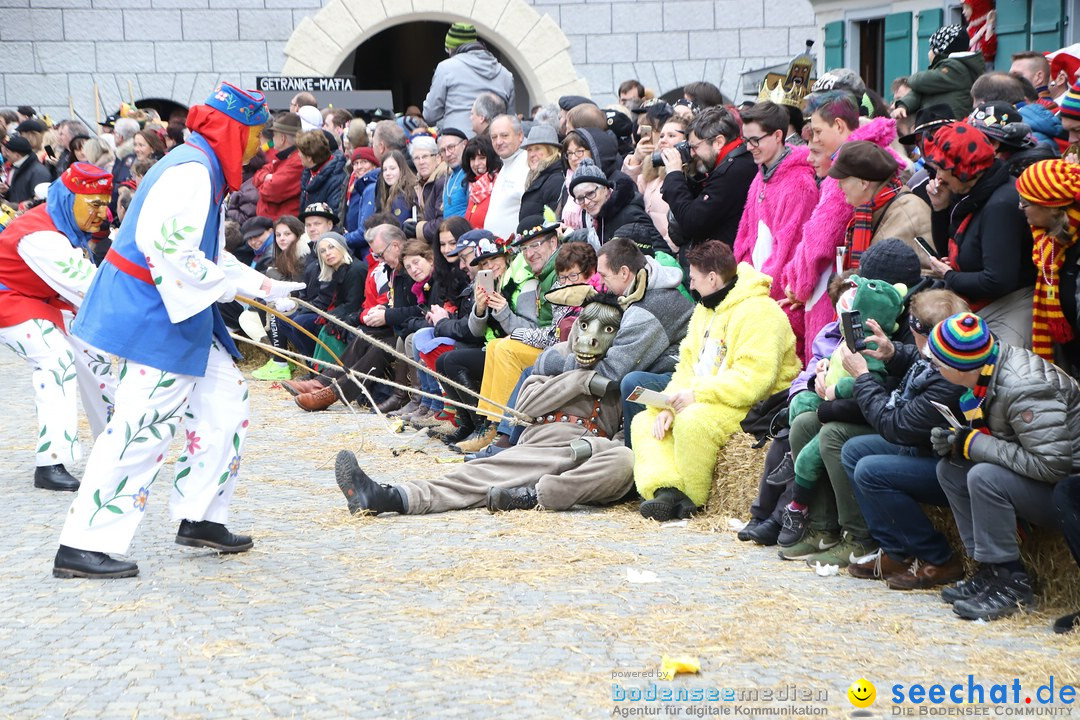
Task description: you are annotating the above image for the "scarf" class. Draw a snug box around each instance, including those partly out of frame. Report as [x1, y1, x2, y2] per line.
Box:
[44, 179, 91, 251]
[958, 342, 999, 438]
[843, 178, 903, 270]
[468, 172, 496, 210]
[1031, 207, 1080, 359]
[712, 138, 744, 169]
[412, 273, 432, 304]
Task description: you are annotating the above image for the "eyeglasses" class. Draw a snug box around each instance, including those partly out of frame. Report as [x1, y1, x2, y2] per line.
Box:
[412, 153, 436, 162]
[742, 134, 773, 148]
[908, 313, 931, 336]
[370, 246, 385, 260]
[573, 188, 600, 204]
[557, 271, 584, 283]
[521, 238, 551, 252]
[438, 140, 464, 156]
[688, 136, 716, 152]
[566, 148, 588, 159]
[1018, 199, 1032, 210]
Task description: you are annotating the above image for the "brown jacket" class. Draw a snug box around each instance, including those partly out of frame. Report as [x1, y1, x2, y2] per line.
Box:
[872, 189, 933, 270]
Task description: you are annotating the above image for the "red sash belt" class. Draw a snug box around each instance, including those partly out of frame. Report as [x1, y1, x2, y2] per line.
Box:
[105, 248, 154, 286]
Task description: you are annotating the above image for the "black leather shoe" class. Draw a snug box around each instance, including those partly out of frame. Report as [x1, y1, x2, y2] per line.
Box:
[442, 423, 475, 445]
[737, 518, 764, 541]
[639, 487, 696, 522]
[487, 486, 538, 512]
[334, 450, 405, 515]
[34, 464, 80, 491]
[748, 517, 782, 546]
[175, 520, 254, 553]
[53, 545, 139, 578]
[1054, 611, 1080, 634]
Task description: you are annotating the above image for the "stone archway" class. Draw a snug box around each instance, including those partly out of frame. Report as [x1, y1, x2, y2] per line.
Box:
[280, 0, 589, 106]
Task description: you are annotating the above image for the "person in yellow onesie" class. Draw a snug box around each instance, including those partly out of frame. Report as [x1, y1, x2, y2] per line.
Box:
[632, 240, 801, 521]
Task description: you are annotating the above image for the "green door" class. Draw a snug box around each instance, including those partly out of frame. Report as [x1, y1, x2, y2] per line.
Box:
[995, 0, 1031, 63]
[916, 8, 944, 71]
[1029, 0, 1066, 52]
[883, 12, 913, 98]
[824, 20, 845, 71]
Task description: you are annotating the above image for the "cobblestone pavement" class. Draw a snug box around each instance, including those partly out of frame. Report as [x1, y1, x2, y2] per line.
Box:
[1, 350, 1078, 719]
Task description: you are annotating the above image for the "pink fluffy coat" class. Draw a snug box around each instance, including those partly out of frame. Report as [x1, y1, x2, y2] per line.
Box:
[733, 146, 819, 356]
[779, 117, 902, 364]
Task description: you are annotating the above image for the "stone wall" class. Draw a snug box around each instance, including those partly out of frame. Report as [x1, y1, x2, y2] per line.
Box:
[0, 0, 815, 121]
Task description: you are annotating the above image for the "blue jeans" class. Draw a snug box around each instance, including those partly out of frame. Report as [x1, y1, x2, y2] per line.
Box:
[619, 370, 671, 448]
[280, 312, 321, 359]
[496, 367, 533, 445]
[842, 434, 952, 565]
[414, 343, 443, 411]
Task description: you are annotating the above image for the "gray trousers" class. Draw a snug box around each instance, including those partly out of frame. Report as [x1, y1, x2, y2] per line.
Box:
[936, 458, 1060, 564]
[400, 425, 635, 514]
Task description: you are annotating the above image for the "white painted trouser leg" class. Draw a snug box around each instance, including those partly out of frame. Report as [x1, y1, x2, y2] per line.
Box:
[0, 318, 114, 467]
[59, 343, 250, 556]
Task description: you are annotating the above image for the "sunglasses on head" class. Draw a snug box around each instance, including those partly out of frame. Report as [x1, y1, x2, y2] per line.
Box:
[908, 313, 932, 336]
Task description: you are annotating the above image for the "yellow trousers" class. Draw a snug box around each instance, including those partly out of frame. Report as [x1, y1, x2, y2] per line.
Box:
[631, 402, 735, 507]
[477, 338, 542, 421]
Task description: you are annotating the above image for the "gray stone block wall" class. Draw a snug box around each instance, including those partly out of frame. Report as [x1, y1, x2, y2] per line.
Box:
[0, 0, 815, 122]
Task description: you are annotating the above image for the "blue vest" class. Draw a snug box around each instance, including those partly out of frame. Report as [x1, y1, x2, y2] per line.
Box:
[73, 133, 240, 377]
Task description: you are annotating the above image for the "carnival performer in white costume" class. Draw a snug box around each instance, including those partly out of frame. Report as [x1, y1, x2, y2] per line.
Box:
[54, 83, 303, 579]
[0, 163, 116, 491]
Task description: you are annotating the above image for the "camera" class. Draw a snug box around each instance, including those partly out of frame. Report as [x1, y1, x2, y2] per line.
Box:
[651, 141, 691, 167]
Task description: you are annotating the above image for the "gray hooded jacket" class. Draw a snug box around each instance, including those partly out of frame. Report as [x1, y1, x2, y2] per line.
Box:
[423, 43, 516, 136]
[535, 256, 693, 381]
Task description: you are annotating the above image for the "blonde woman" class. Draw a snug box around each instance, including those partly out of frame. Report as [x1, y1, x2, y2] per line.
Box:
[518, 124, 564, 221]
[622, 117, 688, 251]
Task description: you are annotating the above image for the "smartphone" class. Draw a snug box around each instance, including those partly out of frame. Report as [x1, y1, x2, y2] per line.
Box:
[914, 236, 938, 259]
[638, 124, 652, 137]
[841, 310, 867, 352]
[475, 269, 495, 296]
[44, 145, 56, 159]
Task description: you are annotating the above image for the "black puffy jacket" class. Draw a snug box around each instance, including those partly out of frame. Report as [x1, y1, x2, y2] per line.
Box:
[300, 151, 348, 214]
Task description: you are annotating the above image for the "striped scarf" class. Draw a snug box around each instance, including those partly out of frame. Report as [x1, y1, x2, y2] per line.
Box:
[1031, 207, 1080, 360]
[958, 342, 999, 442]
[843, 178, 903, 270]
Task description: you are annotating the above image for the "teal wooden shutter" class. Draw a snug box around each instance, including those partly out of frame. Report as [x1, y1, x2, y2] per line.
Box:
[1029, 0, 1065, 52]
[824, 21, 845, 71]
[883, 12, 913, 98]
[995, 0, 1031, 63]
[916, 8, 944, 71]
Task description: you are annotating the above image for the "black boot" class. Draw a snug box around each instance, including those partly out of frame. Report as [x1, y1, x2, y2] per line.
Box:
[375, 358, 412, 414]
[335, 450, 406, 515]
[53, 545, 139, 579]
[487, 486, 539, 512]
[1054, 611, 1080, 634]
[441, 370, 477, 445]
[175, 520, 254, 553]
[738, 518, 764, 541]
[639, 487, 696, 522]
[34, 464, 80, 491]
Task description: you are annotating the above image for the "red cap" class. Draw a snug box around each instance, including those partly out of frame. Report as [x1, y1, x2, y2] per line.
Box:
[61, 162, 113, 196]
[351, 146, 380, 167]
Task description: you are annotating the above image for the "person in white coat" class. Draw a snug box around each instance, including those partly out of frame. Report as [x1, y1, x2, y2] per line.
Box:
[483, 115, 530, 239]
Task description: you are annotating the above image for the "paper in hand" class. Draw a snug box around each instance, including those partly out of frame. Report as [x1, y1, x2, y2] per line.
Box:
[626, 386, 672, 409]
[930, 400, 962, 429]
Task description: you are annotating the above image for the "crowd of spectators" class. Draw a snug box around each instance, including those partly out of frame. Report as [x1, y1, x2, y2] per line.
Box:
[4, 20, 1080, 635]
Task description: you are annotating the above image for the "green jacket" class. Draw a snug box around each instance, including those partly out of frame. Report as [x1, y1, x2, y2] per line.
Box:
[897, 51, 984, 120]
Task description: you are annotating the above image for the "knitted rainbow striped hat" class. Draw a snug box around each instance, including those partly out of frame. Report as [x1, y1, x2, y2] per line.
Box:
[1017, 159, 1080, 208]
[929, 312, 995, 371]
[1060, 80, 1080, 122]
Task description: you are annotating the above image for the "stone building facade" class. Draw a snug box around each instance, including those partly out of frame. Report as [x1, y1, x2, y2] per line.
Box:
[0, 0, 815, 120]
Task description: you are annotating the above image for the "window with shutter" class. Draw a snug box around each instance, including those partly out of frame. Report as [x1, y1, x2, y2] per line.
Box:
[824, 20, 846, 71]
[916, 8, 944, 71]
[883, 12, 913, 98]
